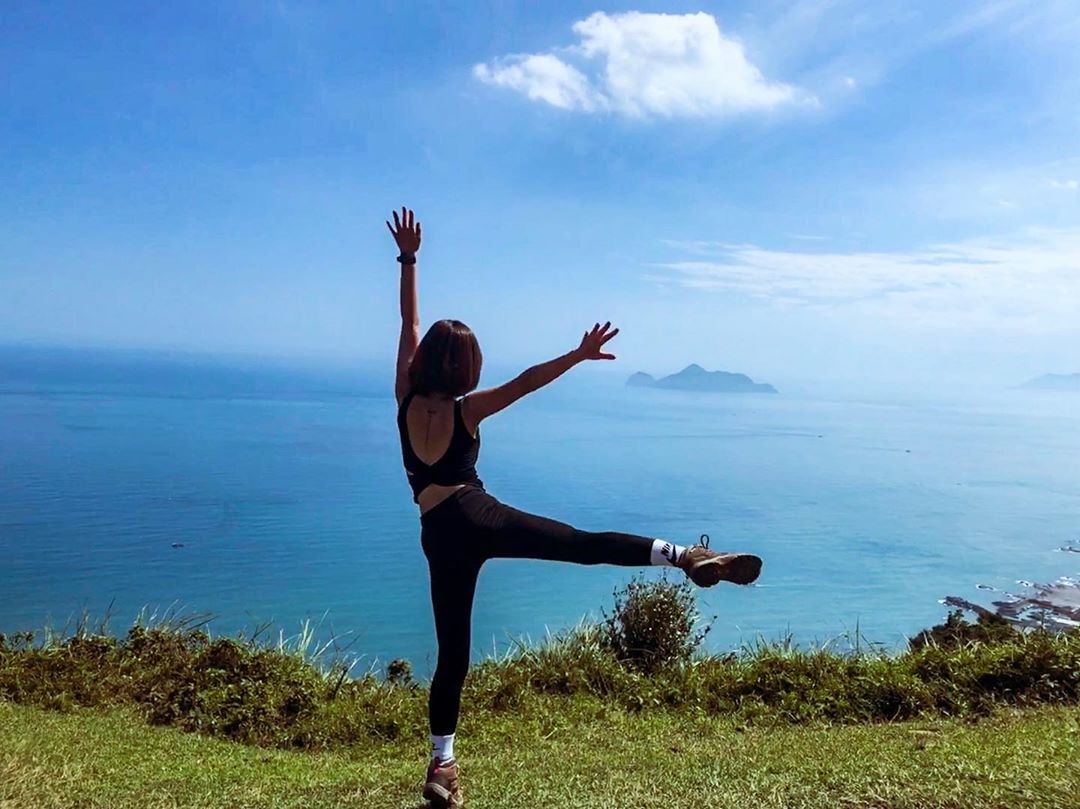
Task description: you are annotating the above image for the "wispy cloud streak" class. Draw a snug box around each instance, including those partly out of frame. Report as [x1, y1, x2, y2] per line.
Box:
[651, 230, 1080, 332]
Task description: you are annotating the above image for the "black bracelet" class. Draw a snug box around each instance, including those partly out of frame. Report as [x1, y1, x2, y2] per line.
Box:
[397, 252, 416, 265]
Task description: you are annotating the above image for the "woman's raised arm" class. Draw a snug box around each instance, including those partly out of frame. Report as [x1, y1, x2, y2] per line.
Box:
[462, 322, 619, 429]
[387, 207, 422, 404]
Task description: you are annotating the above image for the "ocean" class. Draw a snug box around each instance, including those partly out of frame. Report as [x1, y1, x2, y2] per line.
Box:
[2, 346, 1077, 678]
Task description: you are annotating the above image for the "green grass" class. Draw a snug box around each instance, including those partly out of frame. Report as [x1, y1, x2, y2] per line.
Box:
[3, 604, 1078, 752]
[2, 699, 1078, 808]
[3, 583, 1078, 806]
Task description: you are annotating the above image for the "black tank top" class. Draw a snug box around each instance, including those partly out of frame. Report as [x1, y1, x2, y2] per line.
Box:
[397, 391, 483, 503]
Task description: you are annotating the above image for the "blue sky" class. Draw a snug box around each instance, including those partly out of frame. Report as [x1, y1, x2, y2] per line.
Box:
[3, 1, 1079, 388]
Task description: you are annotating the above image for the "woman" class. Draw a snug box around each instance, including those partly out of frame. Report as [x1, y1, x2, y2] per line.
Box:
[387, 207, 762, 808]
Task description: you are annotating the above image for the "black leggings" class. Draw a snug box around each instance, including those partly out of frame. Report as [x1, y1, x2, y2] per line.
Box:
[420, 484, 654, 735]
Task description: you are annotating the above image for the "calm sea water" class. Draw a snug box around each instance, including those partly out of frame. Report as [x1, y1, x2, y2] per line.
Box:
[2, 347, 1078, 677]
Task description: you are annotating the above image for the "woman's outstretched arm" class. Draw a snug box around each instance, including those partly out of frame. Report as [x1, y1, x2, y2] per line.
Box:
[386, 207, 422, 404]
[462, 322, 618, 429]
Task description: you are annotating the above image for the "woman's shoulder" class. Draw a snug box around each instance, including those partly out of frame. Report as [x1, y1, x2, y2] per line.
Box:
[456, 395, 480, 439]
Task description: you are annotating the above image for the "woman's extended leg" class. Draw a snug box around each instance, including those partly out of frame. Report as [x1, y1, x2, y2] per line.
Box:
[464, 490, 762, 586]
[473, 497, 657, 566]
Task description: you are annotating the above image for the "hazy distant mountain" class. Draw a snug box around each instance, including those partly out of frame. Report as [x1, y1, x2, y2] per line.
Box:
[626, 371, 656, 388]
[627, 364, 777, 394]
[1021, 373, 1080, 391]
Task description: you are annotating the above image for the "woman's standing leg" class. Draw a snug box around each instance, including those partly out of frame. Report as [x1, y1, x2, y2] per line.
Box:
[420, 532, 480, 807]
[426, 551, 482, 739]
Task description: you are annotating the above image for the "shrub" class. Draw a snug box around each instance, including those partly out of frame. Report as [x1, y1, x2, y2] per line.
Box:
[0, 621, 428, 750]
[386, 658, 414, 685]
[600, 574, 710, 673]
[0, 600, 1077, 751]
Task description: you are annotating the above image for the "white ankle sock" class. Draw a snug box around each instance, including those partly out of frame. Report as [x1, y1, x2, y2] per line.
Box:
[650, 539, 686, 567]
[430, 733, 455, 763]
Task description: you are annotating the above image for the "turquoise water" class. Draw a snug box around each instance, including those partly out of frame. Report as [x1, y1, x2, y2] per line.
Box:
[2, 348, 1078, 678]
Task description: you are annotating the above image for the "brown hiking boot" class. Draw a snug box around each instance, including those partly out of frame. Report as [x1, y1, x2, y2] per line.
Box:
[423, 758, 464, 808]
[676, 534, 762, 587]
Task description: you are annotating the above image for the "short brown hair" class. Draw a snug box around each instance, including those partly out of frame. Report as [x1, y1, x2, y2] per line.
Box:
[408, 319, 482, 397]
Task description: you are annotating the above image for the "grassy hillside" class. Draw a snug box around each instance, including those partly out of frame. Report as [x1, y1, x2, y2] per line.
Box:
[3, 700, 1079, 808]
[2, 579, 1078, 807]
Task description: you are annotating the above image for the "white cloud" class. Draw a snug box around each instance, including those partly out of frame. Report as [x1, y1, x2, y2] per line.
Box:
[472, 55, 600, 112]
[473, 11, 801, 119]
[1049, 178, 1079, 190]
[651, 229, 1080, 333]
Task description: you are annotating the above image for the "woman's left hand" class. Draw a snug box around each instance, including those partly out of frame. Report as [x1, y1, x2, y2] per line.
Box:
[386, 206, 422, 255]
[574, 321, 619, 361]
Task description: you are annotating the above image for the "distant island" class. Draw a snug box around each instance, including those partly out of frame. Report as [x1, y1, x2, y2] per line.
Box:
[627, 364, 777, 394]
[1020, 373, 1080, 391]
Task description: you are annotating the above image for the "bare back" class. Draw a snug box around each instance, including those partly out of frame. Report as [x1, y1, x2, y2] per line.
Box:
[400, 393, 481, 514]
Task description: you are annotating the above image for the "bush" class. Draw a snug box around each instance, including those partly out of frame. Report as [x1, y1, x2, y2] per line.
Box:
[600, 574, 710, 673]
[0, 621, 429, 750]
[386, 658, 414, 685]
[0, 599, 1077, 751]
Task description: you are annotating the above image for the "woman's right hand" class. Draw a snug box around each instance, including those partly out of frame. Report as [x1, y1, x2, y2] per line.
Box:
[386, 206, 421, 255]
[574, 321, 619, 361]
